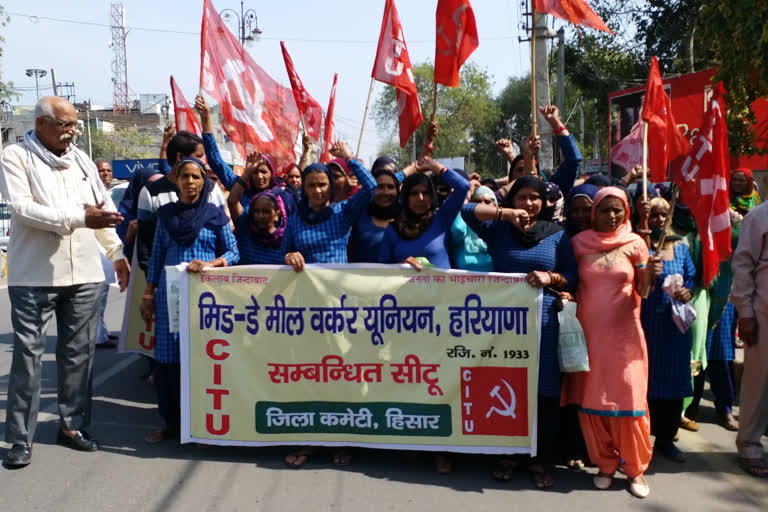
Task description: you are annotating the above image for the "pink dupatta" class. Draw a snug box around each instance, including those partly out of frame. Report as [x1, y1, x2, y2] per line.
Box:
[571, 187, 643, 258]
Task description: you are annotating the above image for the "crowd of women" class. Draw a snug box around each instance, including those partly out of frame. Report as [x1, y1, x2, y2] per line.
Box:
[114, 99, 762, 499]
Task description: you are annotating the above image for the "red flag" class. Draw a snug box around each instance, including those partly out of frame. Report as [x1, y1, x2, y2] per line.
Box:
[321, 73, 338, 164]
[170, 76, 202, 136]
[533, 0, 612, 33]
[641, 57, 690, 182]
[372, 0, 423, 147]
[200, 0, 300, 171]
[673, 82, 731, 286]
[434, 0, 479, 87]
[610, 120, 643, 170]
[280, 42, 324, 142]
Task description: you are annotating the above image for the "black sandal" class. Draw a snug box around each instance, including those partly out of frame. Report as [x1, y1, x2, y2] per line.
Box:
[738, 457, 768, 478]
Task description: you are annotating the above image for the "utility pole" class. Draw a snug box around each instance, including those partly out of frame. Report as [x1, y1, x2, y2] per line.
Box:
[592, 99, 599, 160]
[531, 12, 554, 174]
[86, 101, 92, 158]
[556, 27, 565, 115]
[579, 99, 585, 146]
[50, 68, 58, 96]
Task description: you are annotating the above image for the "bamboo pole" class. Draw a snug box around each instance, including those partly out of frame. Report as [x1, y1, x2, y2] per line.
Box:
[356, 78, 376, 158]
[642, 121, 649, 201]
[654, 183, 679, 253]
[530, 9, 537, 137]
[431, 82, 438, 122]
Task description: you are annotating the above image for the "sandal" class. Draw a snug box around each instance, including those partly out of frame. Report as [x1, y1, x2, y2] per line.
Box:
[492, 457, 520, 481]
[285, 447, 315, 469]
[628, 475, 650, 498]
[567, 458, 585, 471]
[528, 463, 554, 489]
[434, 454, 453, 474]
[738, 457, 768, 478]
[332, 448, 353, 467]
[593, 472, 613, 490]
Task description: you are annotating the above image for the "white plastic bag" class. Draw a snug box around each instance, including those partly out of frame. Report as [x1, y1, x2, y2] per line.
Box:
[662, 274, 697, 333]
[557, 300, 590, 372]
[166, 263, 188, 333]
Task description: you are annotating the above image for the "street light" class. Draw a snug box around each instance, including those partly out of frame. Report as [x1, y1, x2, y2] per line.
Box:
[220, 1, 262, 46]
[25, 68, 48, 101]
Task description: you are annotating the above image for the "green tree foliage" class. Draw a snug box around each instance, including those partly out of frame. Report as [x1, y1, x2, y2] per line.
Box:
[372, 62, 500, 174]
[79, 127, 154, 161]
[585, 0, 767, 155]
[0, 4, 19, 103]
[700, 0, 768, 155]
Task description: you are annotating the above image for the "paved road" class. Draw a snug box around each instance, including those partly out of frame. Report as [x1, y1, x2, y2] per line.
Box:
[0, 284, 766, 511]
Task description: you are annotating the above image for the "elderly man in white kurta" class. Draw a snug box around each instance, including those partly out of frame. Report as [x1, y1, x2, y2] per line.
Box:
[0, 96, 130, 468]
[732, 199, 768, 478]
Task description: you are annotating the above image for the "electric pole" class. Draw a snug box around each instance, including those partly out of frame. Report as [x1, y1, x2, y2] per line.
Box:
[557, 27, 565, 115]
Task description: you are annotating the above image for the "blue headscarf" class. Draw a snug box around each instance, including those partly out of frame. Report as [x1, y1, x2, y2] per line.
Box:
[246, 154, 279, 192]
[584, 173, 614, 188]
[299, 163, 334, 225]
[156, 157, 229, 247]
[372, 156, 398, 173]
[565, 183, 599, 211]
[472, 185, 498, 205]
[241, 190, 286, 249]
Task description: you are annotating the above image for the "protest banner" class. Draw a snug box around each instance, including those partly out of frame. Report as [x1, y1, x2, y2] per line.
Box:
[117, 249, 156, 357]
[178, 264, 541, 454]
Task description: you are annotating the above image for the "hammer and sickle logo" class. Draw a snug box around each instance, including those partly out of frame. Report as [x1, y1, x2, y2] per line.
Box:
[485, 379, 517, 419]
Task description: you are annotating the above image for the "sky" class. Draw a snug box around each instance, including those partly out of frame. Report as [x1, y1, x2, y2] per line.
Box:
[0, 0, 556, 162]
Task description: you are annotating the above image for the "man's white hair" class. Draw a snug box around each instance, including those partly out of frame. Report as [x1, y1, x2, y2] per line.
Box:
[34, 97, 58, 119]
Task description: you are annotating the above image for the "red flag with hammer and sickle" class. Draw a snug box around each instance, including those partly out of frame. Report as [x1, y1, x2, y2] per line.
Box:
[371, 0, 423, 147]
[170, 76, 202, 136]
[200, 0, 300, 171]
[434, 0, 479, 87]
[281, 41, 324, 142]
[673, 82, 732, 286]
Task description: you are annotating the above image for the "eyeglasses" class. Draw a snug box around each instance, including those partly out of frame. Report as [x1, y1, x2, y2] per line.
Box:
[44, 116, 78, 129]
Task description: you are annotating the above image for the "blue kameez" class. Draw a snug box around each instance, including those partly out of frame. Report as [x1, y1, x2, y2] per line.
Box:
[147, 223, 239, 363]
[640, 243, 696, 400]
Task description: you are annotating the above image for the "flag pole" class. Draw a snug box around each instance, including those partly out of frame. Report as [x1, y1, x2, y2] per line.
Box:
[431, 82, 438, 122]
[642, 121, 649, 201]
[356, 77, 376, 158]
[654, 183, 679, 253]
[530, 8, 538, 136]
[199, 0, 208, 94]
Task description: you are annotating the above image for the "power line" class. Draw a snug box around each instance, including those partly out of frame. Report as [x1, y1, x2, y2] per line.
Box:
[5, 10, 520, 45]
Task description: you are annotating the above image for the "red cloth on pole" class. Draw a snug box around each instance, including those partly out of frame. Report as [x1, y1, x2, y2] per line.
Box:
[170, 76, 202, 136]
[673, 82, 732, 286]
[533, 0, 612, 33]
[200, 0, 300, 171]
[371, 0, 423, 147]
[281, 42, 324, 142]
[321, 73, 338, 164]
[611, 120, 643, 171]
[434, 0, 479, 87]
[641, 57, 690, 182]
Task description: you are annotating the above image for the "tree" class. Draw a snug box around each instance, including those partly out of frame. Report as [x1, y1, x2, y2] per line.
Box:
[585, 0, 767, 155]
[372, 62, 500, 174]
[79, 128, 154, 161]
[0, 4, 18, 103]
[700, 0, 768, 155]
